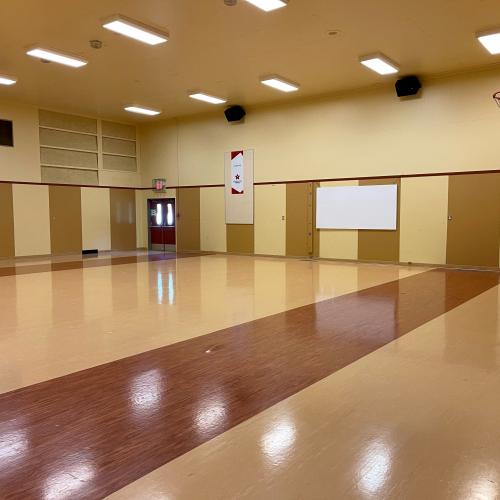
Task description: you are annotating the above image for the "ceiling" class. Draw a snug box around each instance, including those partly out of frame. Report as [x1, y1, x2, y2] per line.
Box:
[1, 0, 500, 122]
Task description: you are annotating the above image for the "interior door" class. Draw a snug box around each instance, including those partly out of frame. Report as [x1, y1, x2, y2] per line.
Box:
[148, 199, 176, 252]
[446, 173, 500, 267]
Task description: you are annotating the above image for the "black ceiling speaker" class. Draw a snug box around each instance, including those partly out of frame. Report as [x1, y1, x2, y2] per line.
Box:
[224, 105, 246, 123]
[395, 75, 422, 97]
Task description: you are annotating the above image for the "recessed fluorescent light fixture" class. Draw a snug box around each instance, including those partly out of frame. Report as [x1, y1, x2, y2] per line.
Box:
[477, 30, 500, 55]
[359, 54, 399, 75]
[26, 47, 87, 68]
[102, 15, 169, 46]
[188, 92, 227, 105]
[246, 0, 288, 12]
[261, 75, 299, 92]
[0, 75, 17, 86]
[125, 106, 161, 116]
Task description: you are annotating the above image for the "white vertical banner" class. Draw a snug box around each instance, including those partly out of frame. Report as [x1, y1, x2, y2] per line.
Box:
[225, 149, 254, 224]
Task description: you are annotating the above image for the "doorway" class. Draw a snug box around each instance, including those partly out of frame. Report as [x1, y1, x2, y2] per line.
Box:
[446, 173, 500, 267]
[148, 198, 176, 252]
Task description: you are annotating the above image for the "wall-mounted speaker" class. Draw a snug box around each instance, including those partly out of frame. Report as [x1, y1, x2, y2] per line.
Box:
[224, 105, 246, 123]
[395, 76, 422, 97]
[0, 119, 13, 147]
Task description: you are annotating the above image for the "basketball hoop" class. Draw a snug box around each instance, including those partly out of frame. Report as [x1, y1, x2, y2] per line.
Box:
[493, 91, 500, 108]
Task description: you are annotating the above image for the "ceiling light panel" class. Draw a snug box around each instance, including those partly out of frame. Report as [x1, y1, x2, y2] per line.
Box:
[26, 48, 87, 68]
[246, 0, 288, 12]
[103, 15, 169, 45]
[359, 54, 399, 75]
[125, 106, 161, 116]
[0, 75, 17, 86]
[261, 76, 299, 92]
[189, 92, 227, 104]
[477, 31, 500, 55]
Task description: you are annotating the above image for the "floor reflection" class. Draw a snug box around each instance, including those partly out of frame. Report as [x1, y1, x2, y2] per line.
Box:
[43, 456, 95, 500]
[260, 416, 297, 467]
[129, 368, 166, 415]
[357, 437, 393, 497]
[194, 393, 228, 438]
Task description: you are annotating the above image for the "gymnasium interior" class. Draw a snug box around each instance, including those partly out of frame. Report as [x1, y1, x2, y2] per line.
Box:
[0, 1, 499, 498]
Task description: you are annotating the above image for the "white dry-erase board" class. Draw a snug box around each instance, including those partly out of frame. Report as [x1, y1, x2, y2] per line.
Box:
[316, 184, 398, 230]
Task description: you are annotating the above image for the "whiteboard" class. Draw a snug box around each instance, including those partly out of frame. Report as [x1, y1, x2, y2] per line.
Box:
[316, 185, 398, 230]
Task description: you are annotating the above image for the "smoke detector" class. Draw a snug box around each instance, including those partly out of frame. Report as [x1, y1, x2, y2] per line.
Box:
[224, 0, 238, 5]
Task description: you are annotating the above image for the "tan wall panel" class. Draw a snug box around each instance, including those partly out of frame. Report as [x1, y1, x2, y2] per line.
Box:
[81, 188, 111, 251]
[177, 188, 200, 252]
[41, 166, 99, 186]
[0, 183, 15, 258]
[102, 121, 136, 140]
[358, 178, 401, 262]
[227, 224, 254, 254]
[39, 110, 97, 134]
[312, 182, 320, 258]
[49, 185, 82, 254]
[110, 188, 137, 250]
[286, 182, 312, 257]
[200, 187, 226, 252]
[103, 137, 136, 156]
[255, 184, 286, 256]
[40, 128, 98, 151]
[41, 147, 98, 169]
[400, 176, 449, 265]
[446, 173, 500, 267]
[13, 184, 51, 257]
[319, 180, 359, 260]
[103, 154, 137, 172]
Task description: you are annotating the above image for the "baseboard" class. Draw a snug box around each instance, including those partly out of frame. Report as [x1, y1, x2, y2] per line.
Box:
[203, 251, 500, 272]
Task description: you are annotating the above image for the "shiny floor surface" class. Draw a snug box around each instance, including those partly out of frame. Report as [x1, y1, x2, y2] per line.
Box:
[0, 253, 498, 499]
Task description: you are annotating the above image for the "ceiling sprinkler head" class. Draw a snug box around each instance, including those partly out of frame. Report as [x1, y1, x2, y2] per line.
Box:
[224, 0, 238, 5]
[89, 40, 103, 49]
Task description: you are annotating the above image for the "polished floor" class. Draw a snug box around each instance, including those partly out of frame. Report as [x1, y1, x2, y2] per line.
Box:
[0, 253, 498, 499]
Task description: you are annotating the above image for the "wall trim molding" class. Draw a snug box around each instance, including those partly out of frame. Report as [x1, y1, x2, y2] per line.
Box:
[145, 168, 500, 190]
[0, 180, 139, 190]
[208, 251, 500, 271]
[1, 168, 498, 191]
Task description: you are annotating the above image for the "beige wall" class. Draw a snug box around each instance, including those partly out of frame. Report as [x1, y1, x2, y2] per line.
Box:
[255, 184, 286, 256]
[138, 68, 500, 187]
[81, 188, 111, 251]
[12, 184, 51, 257]
[138, 120, 179, 190]
[319, 181, 359, 260]
[200, 187, 226, 252]
[0, 100, 40, 182]
[400, 176, 448, 264]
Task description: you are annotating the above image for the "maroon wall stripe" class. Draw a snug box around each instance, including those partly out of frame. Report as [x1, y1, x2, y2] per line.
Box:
[1, 168, 499, 192]
[0, 269, 497, 498]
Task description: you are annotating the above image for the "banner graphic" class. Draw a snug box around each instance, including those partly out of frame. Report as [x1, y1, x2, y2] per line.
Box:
[231, 150, 244, 195]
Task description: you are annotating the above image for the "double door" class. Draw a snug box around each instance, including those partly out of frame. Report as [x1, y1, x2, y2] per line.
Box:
[148, 198, 176, 252]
